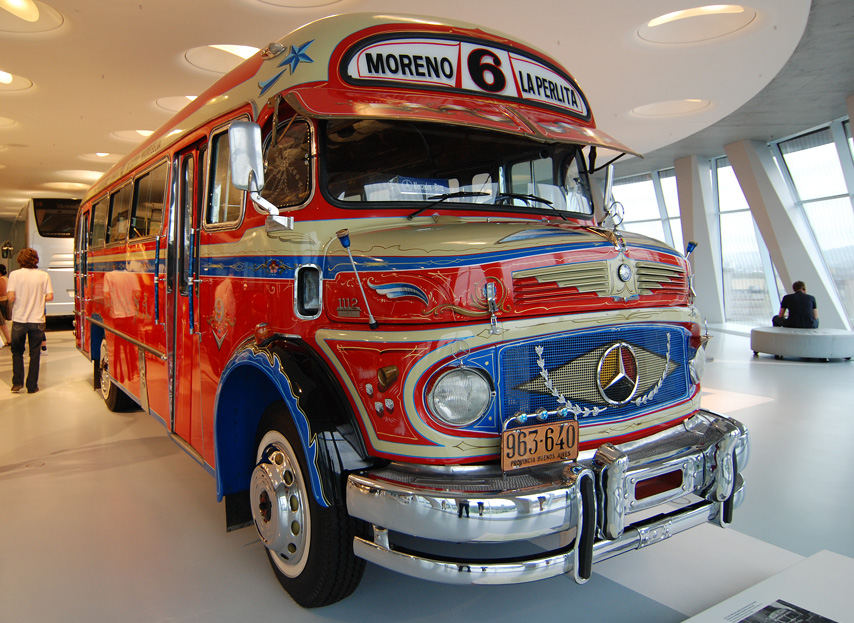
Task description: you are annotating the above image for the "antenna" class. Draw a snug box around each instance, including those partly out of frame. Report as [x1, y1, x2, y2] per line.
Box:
[336, 229, 378, 330]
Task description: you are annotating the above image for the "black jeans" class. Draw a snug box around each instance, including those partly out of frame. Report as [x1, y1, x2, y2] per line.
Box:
[11, 322, 46, 392]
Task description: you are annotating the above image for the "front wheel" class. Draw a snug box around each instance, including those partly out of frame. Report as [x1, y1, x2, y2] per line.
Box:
[251, 404, 366, 607]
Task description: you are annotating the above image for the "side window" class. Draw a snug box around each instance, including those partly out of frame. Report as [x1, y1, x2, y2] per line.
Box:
[206, 129, 243, 225]
[90, 198, 108, 248]
[563, 151, 593, 215]
[131, 161, 168, 238]
[262, 119, 311, 208]
[179, 155, 195, 295]
[107, 184, 133, 243]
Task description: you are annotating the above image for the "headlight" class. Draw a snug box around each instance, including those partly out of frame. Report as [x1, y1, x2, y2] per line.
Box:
[689, 344, 706, 385]
[427, 368, 492, 427]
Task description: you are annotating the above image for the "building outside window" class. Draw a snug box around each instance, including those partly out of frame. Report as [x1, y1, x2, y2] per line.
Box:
[774, 122, 854, 325]
[612, 171, 679, 248]
[714, 158, 776, 323]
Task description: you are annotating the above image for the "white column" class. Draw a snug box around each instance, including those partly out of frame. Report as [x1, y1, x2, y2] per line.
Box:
[725, 139, 850, 330]
[674, 155, 724, 324]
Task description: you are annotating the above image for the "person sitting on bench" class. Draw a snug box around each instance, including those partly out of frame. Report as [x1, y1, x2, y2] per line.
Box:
[772, 280, 818, 328]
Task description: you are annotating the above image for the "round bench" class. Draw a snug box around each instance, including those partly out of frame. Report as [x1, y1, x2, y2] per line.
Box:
[750, 327, 854, 361]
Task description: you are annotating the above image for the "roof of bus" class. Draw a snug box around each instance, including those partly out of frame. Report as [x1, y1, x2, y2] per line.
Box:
[85, 13, 637, 201]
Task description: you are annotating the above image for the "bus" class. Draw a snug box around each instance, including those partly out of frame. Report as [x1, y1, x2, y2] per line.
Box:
[2, 198, 78, 317]
[74, 13, 749, 607]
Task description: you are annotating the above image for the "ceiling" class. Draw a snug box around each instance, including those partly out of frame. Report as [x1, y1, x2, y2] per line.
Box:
[1, 0, 847, 220]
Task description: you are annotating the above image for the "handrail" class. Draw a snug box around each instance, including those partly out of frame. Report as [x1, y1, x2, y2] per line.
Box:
[86, 315, 167, 361]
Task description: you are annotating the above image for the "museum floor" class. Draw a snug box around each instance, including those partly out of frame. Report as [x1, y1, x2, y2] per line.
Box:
[1, 323, 851, 622]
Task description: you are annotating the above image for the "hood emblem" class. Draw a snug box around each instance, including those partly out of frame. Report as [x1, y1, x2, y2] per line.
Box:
[617, 263, 632, 282]
[597, 342, 638, 405]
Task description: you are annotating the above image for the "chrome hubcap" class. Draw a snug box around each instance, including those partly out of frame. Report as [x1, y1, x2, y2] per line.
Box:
[99, 352, 111, 400]
[250, 437, 309, 575]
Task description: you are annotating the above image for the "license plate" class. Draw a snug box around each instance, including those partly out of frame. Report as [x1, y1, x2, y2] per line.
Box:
[501, 420, 579, 471]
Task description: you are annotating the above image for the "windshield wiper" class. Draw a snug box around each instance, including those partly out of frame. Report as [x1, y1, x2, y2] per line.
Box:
[407, 191, 489, 220]
[495, 192, 566, 220]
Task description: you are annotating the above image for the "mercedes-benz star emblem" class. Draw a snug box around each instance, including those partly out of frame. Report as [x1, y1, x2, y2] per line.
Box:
[597, 342, 639, 405]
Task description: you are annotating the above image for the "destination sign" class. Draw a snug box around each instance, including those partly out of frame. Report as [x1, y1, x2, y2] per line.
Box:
[344, 36, 589, 119]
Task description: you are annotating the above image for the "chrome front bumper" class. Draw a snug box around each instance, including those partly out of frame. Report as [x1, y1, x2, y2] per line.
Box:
[346, 409, 749, 585]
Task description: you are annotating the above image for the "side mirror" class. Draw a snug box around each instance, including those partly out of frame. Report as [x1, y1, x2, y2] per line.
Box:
[228, 121, 265, 193]
[228, 121, 294, 229]
[602, 164, 614, 211]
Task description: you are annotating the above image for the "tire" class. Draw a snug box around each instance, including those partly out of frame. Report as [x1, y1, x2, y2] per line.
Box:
[97, 347, 135, 412]
[251, 403, 366, 607]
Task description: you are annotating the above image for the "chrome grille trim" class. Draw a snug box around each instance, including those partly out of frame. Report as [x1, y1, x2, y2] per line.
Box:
[635, 260, 686, 295]
[513, 258, 686, 304]
[513, 262, 609, 297]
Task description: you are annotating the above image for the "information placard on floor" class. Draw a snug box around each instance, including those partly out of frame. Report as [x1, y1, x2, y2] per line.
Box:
[683, 550, 852, 623]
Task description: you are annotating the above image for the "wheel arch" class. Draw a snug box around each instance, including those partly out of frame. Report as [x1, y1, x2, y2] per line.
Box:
[214, 338, 366, 514]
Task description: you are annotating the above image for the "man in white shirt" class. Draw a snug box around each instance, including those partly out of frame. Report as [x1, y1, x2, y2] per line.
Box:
[7, 248, 53, 393]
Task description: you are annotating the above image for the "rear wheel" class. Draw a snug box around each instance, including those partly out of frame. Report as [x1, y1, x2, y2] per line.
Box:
[251, 404, 366, 607]
[97, 347, 134, 412]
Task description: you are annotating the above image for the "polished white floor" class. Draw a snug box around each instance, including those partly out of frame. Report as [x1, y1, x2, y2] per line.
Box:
[0, 324, 851, 622]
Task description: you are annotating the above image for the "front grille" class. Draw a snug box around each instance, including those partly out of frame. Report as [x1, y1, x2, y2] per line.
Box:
[497, 325, 691, 428]
[512, 258, 687, 306]
[636, 260, 687, 296]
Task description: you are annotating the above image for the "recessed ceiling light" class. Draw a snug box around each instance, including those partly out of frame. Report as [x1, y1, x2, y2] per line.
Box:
[55, 169, 104, 183]
[43, 181, 90, 191]
[648, 5, 745, 28]
[0, 68, 33, 91]
[0, 0, 39, 22]
[630, 98, 712, 117]
[110, 129, 153, 142]
[155, 95, 197, 113]
[184, 44, 259, 74]
[254, 0, 342, 6]
[0, 0, 62, 33]
[638, 4, 757, 44]
[80, 152, 122, 163]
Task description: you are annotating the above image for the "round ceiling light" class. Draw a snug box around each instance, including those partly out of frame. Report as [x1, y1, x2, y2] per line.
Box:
[638, 5, 757, 44]
[184, 44, 258, 74]
[155, 95, 197, 113]
[54, 169, 104, 183]
[110, 129, 154, 142]
[254, 0, 342, 6]
[0, 69, 34, 92]
[0, 0, 39, 21]
[42, 181, 90, 191]
[630, 98, 712, 118]
[0, 0, 63, 33]
[79, 152, 122, 164]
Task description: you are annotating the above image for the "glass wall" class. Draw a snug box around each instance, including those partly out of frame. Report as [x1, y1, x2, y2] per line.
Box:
[774, 123, 854, 325]
[612, 170, 679, 249]
[714, 158, 776, 323]
[611, 116, 853, 327]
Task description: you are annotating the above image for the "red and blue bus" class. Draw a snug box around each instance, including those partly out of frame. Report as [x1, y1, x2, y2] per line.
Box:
[74, 13, 749, 607]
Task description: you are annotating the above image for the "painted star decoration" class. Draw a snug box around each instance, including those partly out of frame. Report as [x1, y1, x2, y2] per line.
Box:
[259, 39, 314, 95]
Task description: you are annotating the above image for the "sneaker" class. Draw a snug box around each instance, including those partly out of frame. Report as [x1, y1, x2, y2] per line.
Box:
[11, 385, 23, 393]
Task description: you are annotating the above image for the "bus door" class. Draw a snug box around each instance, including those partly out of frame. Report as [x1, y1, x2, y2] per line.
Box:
[169, 145, 204, 448]
[74, 208, 90, 354]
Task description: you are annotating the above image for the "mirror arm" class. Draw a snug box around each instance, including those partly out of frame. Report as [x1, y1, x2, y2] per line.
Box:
[247, 170, 279, 215]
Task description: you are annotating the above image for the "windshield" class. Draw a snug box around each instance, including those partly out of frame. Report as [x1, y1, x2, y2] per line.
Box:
[321, 119, 593, 216]
[33, 198, 80, 238]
